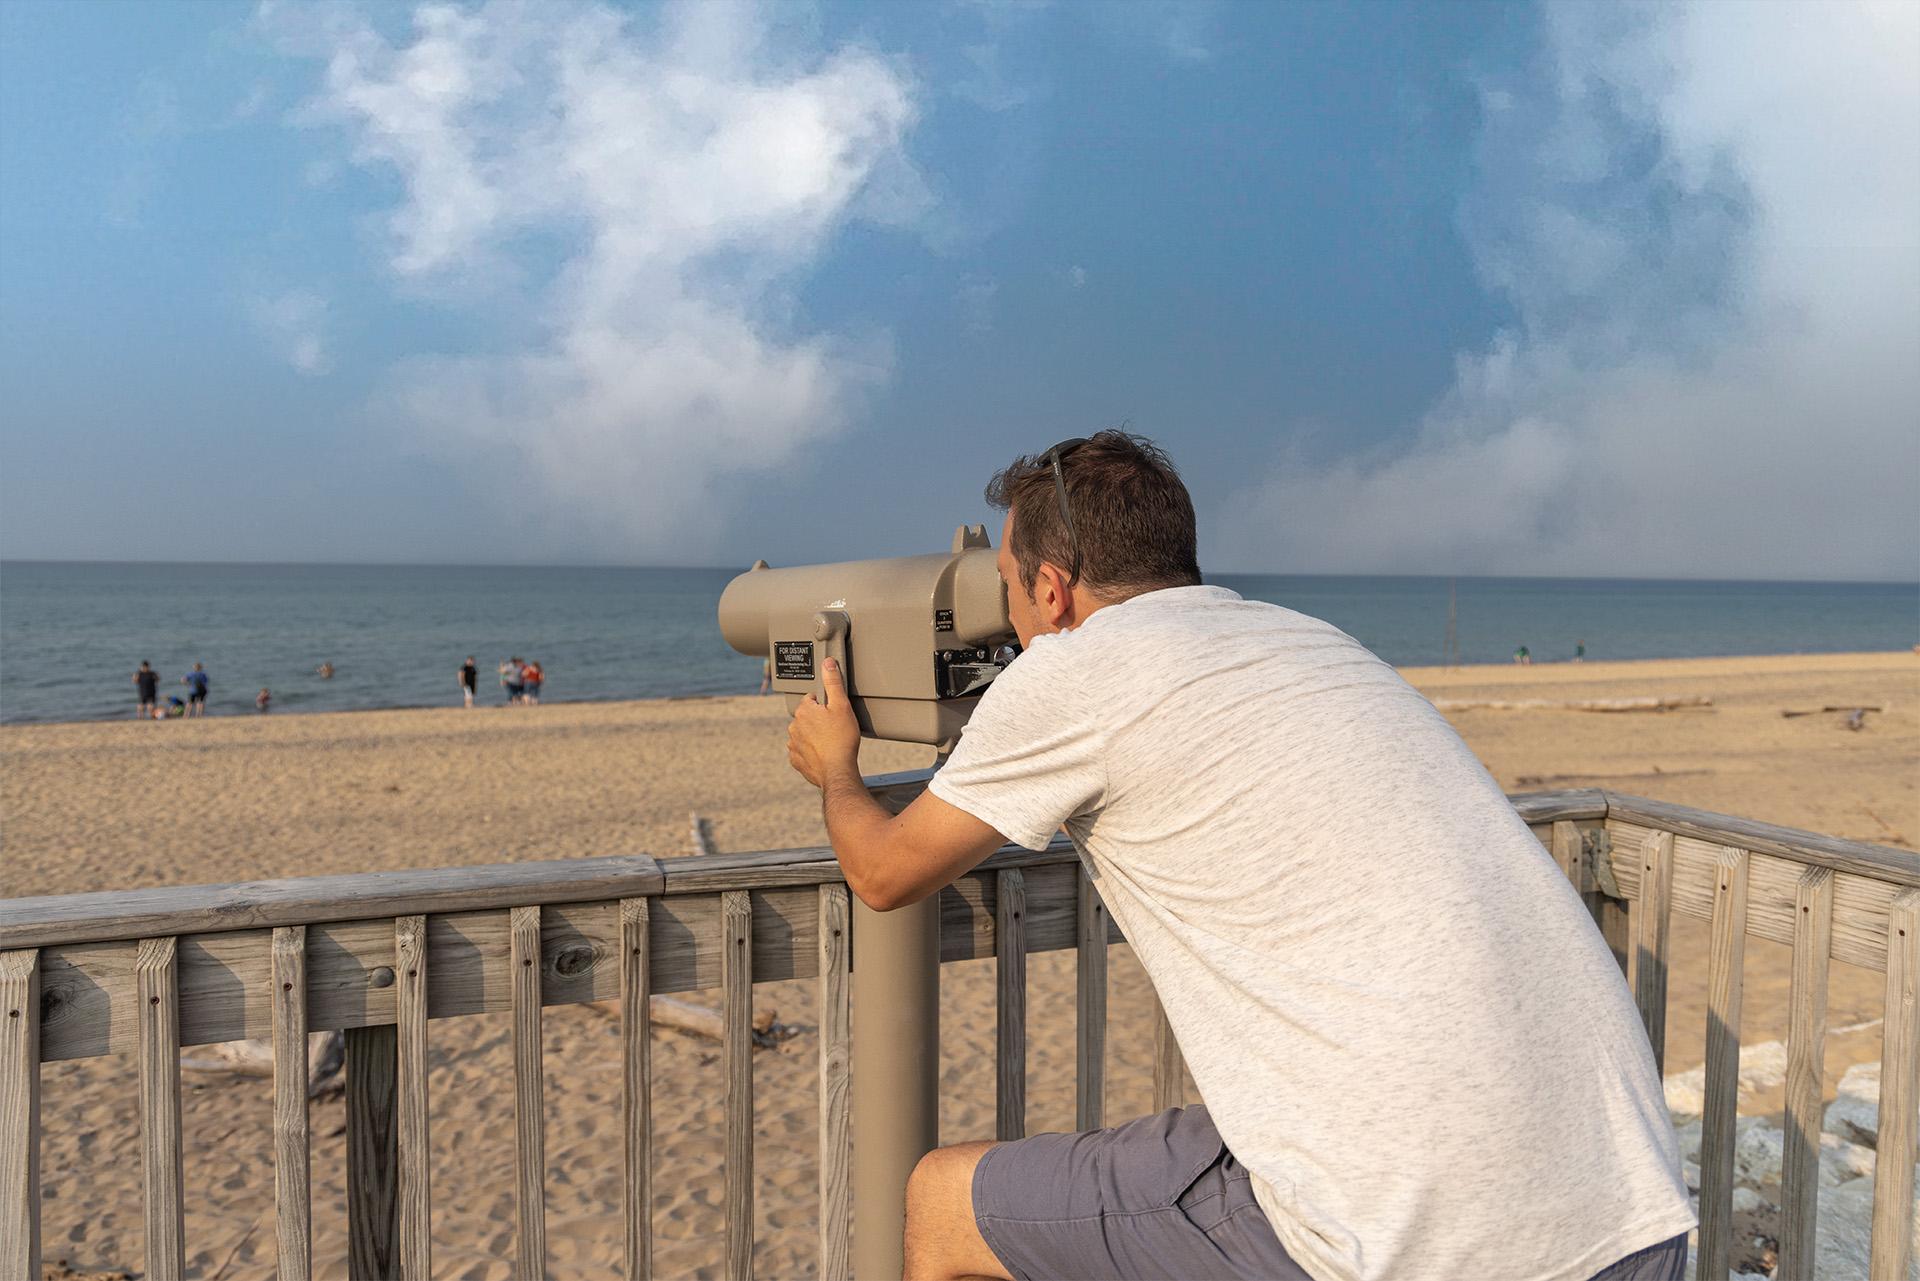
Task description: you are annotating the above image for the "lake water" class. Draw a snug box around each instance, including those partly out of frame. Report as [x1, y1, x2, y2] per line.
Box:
[1, 561, 1913, 725]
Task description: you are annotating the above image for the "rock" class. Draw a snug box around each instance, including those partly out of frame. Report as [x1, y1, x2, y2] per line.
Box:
[1675, 1118, 1703, 1163]
[1825, 1060, 1883, 1149]
[1733, 1117, 1784, 1186]
[1813, 1171, 1920, 1280]
[1683, 1159, 1701, 1192]
[1730, 1185, 1764, 1214]
[1663, 1041, 1791, 1119]
[1819, 1132, 1877, 1187]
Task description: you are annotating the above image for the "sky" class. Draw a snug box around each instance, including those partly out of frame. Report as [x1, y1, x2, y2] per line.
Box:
[0, 0, 1914, 580]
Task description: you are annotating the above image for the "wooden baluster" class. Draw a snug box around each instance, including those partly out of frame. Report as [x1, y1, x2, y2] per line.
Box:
[345, 1024, 397, 1280]
[722, 891, 754, 1281]
[271, 927, 311, 1281]
[621, 898, 653, 1281]
[0, 950, 40, 1281]
[394, 916, 430, 1281]
[136, 936, 185, 1281]
[1869, 890, 1919, 1281]
[1628, 831, 1675, 1072]
[1151, 995, 1185, 1113]
[1697, 848, 1749, 1281]
[817, 885, 851, 1281]
[995, 869, 1027, 1142]
[1778, 868, 1832, 1281]
[511, 905, 547, 1279]
[1076, 869, 1107, 1132]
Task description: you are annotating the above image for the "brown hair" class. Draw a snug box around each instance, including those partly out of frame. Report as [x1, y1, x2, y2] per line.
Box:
[985, 430, 1202, 599]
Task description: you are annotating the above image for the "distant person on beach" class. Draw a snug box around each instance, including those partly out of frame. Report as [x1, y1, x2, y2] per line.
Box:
[783, 432, 1690, 1281]
[500, 658, 525, 705]
[1514, 644, 1532, 665]
[459, 657, 479, 708]
[316, 662, 334, 679]
[1575, 639, 1586, 662]
[164, 695, 185, 719]
[521, 659, 544, 705]
[182, 663, 210, 716]
[256, 688, 272, 714]
[133, 661, 159, 718]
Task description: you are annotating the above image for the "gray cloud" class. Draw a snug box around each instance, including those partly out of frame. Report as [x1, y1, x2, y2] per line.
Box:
[1214, 0, 1920, 580]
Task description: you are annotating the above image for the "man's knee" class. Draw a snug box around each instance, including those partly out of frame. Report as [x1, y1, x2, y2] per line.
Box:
[904, 1141, 1005, 1281]
[907, 1141, 991, 1219]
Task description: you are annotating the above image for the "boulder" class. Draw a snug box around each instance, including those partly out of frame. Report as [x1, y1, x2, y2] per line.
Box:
[1732, 1119, 1784, 1186]
[1825, 1060, 1883, 1149]
[1813, 1171, 1920, 1280]
[1819, 1132, 1877, 1187]
[1663, 1040, 1791, 1119]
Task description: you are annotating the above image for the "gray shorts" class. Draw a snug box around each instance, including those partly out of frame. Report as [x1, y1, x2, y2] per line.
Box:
[970, 1105, 1689, 1281]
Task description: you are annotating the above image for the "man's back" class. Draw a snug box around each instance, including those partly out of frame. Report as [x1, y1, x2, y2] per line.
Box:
[933, 585, 1692, 1281]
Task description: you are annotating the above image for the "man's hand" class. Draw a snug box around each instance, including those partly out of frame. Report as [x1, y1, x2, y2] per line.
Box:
[787, 658, 861, 789]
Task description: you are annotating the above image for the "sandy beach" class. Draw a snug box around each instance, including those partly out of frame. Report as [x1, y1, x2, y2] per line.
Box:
[4, 650, 1915, 1279]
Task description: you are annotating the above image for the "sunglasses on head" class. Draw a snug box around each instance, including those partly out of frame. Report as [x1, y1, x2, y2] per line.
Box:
[1041, 437, 1090, 588]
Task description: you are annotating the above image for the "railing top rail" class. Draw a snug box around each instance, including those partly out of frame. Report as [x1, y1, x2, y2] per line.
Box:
[1602, 791, 1918, 888]
[0, 855, 665, 951]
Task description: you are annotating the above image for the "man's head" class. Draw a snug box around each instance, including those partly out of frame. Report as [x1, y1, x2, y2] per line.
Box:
[985, 429, 1200, 646]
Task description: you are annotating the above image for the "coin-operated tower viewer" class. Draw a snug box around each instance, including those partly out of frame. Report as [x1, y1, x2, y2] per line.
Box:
[719, 524, 1019, 1278]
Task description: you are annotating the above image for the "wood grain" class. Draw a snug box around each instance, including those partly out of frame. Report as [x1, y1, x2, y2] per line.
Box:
[0, 950, 40, 1281]
[722, 891, 754, 1281]
[344, 1024, 396, 1281]
[511, 906, 547, 1280]
[136, 937, 184, 1281]
[1697, 847, 1749, 1281]
[1604, 793, 1917, 887]
[0, 855, 665, 950]
[816, 885, 851, 1281]
[1151, 993, 1185, 1114]
[620, 898, 652, 1281]
[995, 869, 1027, 1143]
[1075, 869, 1107, 1133]
[1868, 889, 1918, 1281]
[393, 916, 430, 1281]
[270, 927, 310, 1281]
[1777, 867, 1832, 1281]
[1628, 830, 1674, 1072]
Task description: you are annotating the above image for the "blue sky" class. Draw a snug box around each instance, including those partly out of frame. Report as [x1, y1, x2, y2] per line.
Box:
[2, 0, 1915, 578]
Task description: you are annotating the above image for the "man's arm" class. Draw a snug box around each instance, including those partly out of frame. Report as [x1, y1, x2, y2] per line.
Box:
[788, 658, 1008, 911]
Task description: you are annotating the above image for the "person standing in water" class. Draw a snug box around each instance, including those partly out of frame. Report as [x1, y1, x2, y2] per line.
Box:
[133, 661, 159, 718]
[521, 658, 544, 705]
[459, 656, 479, 708]
[182, 662, 210, 716]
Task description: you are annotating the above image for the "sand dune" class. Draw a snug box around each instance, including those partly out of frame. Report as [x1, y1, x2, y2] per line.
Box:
[4, 650, 1915, 1278]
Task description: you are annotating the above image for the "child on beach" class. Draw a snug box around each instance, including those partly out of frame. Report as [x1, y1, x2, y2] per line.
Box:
[133, 661, 159, 718]
[459, 656, 478, 708]
[256, 688, 272, 713]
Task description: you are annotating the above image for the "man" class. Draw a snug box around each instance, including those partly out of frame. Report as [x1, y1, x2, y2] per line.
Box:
[459, 656, 479, 708]
[181, 662, 210, 717]
[133, 661, 159, 719]
[784, 432, 1692, 1281]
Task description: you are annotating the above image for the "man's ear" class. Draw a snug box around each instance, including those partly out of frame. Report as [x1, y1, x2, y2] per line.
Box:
[1033, 562, 1073, 626]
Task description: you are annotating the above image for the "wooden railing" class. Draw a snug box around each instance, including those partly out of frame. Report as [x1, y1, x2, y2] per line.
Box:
[0, 781, 1914, 1280]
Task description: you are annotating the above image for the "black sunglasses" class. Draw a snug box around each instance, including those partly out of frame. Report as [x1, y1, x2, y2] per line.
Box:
[1042, 437, 1090, 588]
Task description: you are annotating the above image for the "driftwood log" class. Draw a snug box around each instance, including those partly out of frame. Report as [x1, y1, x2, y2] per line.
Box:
[180, 1030, 344, 1095]
[1433, 696, 1713, 713]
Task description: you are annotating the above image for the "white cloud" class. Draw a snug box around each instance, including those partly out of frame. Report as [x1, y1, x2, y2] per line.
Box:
[275, 0, 918, 557]
[1215, 0, 1920, 580]
[250, 289, 331, 375]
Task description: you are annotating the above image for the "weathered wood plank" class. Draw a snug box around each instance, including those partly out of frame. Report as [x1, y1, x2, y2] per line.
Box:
[0, 856, 665, 950]
[0, 950, 40, 1281]
[722, 892, 754, 1281]
[271, 928, 310, 1281]
[136, 937, 185, 1281]
[393, 916, 430, 1281]
[1628, 831, 1675, 1072]
[344, 1024, 396, 1281]
[1604, 793, 1917, 888]
[1508, 789, 1610, 824]
[1550, 820, 1586, 888]
[1869, 889, 1919, 1281]
[995, 869, 1027, 1143]
[1778, 867, 1832, 1281]
[1152, 994, 1185, 1113]
[1697, 847, 1749, 1281]
[511, 906, 547, 1280]
[620, 899, 652, 1281]
[817, 885, 851, 1281]
[1076, 869, 1107, 1133]
[1604, 822, 1902, 970]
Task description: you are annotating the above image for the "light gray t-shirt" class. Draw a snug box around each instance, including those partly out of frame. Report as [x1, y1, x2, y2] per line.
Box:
[930, 586, 1693, 1281]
